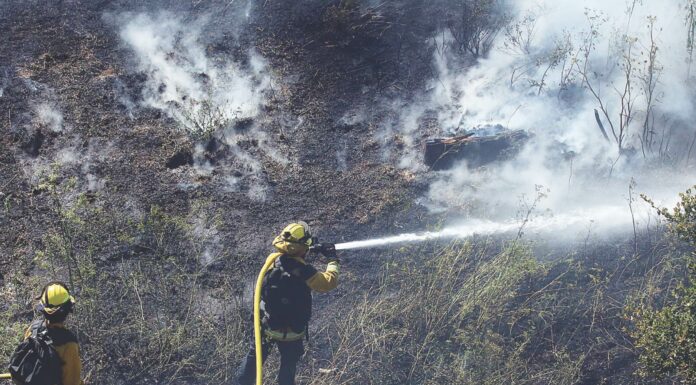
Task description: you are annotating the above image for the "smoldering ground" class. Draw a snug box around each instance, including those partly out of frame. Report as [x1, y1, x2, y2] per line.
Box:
[114, 11, 286, 201]
[1, 2, 695, 384]
[369, 0, 696, 246]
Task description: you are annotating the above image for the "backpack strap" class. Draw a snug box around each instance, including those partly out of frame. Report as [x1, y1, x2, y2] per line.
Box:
[47, 327, 78, 346]
[278, 255, 318, 282]
[29, 319, 46, 339]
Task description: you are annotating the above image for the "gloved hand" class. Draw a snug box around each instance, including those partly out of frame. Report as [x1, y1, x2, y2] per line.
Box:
[321, 243, 337, 261]
[314, 243, 338, 262]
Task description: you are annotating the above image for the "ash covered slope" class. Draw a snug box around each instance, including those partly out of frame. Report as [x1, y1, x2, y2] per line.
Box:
[2, 2, 694, 385]
[0, 1, 443, 383]
[0, 0, 441, 270]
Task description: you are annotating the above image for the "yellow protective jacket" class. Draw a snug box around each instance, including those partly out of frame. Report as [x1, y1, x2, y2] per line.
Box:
[261, 238, 340, 341]
[263, 252, 340, 293]
[23, 321, 83, 385]
[269, 235, 340, 293]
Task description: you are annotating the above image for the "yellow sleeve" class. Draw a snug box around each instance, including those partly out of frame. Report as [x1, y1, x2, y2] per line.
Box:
[61, 342, 83, 385]
[305, 261, 340, 293]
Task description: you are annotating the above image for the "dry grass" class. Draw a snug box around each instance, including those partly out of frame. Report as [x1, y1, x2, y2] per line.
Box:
[303, 236, 687, 385]
[1, 177, 690, 385]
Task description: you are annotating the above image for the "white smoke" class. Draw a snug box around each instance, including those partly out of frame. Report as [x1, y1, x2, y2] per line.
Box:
[112, 78, 137, 119]
[408, 0, 696, 231]
[119, 13, 269, 136]
[56, 147, 79, 164]
[374, 99, 432, 169]
[119, 12, 286, 201]
[336, 143, 348, 171]
[189, 208, 223, 267]
[432, 1, 694, 135]
[33, 102, 64, 133]
[18, 136, 111, 198]
[0, 69, 8, 98]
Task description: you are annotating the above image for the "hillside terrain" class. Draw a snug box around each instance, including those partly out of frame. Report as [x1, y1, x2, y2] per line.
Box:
[1, 1, 695, 385]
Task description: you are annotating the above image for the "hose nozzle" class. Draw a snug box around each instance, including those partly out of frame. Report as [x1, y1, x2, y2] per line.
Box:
[310, 242, 337, 258]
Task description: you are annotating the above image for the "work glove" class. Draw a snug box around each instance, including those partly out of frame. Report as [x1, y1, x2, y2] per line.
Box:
[322, 243, 338, 261]
[327, 260, 340, 274]
[314, 243, 339, 263]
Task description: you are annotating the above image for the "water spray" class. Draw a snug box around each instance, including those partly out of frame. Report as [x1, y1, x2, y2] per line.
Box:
[333, 205, 636, 251]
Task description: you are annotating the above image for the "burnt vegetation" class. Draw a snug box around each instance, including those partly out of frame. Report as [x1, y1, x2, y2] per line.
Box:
[0, 1, 695, 385]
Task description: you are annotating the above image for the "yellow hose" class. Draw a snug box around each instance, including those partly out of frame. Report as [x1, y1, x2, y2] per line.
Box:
[0, 373, 10, 380]
[254, 254, 281, 385]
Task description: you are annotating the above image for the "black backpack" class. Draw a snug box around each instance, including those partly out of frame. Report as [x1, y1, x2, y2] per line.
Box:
[261, 256, 313, 334]
[8, 320, 64, 385]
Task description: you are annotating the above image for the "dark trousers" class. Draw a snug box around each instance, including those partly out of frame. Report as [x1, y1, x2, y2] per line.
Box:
[236, 333, 305, 385]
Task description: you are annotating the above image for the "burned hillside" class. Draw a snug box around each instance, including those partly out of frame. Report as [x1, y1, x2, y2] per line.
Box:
[1, 1, 695, 385]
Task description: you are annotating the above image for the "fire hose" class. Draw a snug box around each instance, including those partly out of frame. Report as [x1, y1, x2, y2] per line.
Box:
[252, 252, 280, 385]
[0, 245, 339, 385]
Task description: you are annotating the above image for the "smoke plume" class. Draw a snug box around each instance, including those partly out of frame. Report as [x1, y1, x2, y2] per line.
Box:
[119, 13, 269, 134]
[33, 102, 64, 133]
[118, 12, 285, 201]
[401, 0, 695, 236]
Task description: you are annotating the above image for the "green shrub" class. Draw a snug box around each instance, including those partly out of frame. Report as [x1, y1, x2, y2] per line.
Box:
[631, 264, 696, 383]
[631, 186, 696, 383]
[312, 241, 612, 385]
[642, 186, 696, 247]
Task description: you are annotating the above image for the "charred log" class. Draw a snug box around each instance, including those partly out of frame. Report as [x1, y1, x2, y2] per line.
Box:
[424, 130, 529, 170]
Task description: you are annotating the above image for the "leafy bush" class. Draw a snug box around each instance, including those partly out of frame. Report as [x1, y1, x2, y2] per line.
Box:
[631, 186, 696, 383]
[631, 264, 696, 383]
[643, 186, 696, 247]
[312, 240, 644, 384]
[447, 0, 509, 57]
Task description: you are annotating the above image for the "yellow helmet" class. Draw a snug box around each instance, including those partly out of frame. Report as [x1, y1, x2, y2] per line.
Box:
[281, 221, 314, 246]
[39, 282, 75, 315]
[272, 221, 314, 256]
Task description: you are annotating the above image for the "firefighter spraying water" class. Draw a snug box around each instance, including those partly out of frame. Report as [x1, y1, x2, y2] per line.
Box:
[240, 222, 340, 385]
[244, 204, 644, 385]
[1, 204, 651, 385]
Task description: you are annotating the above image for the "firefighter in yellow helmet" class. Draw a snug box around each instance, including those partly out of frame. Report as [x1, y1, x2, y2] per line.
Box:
[22, 282, 83, 385]
[236, 221, 340, 385]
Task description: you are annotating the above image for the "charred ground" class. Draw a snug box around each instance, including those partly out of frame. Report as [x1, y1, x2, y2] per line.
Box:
[1, 1, 446, 382]
[0, 0, 445, 274]
[1, 1, 694, 385]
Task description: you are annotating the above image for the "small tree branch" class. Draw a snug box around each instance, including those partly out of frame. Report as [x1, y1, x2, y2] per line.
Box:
[594, 109, 611, 141]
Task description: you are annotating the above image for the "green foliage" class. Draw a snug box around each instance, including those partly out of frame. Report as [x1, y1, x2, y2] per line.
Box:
[642, 186, 696, 247]
[1, 172, 247, 384]
[631, 186, 696, 383]
[0, 311, 25, 364]
[631, 264, 696, 383]
[64, 201, 246, 384]
[316, 241, 635, 385]
[0, 277, 40, 363]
